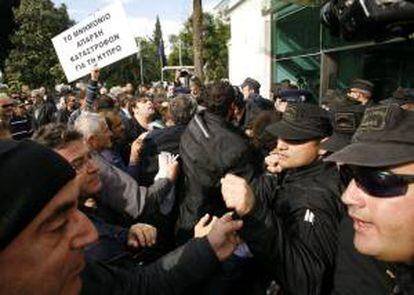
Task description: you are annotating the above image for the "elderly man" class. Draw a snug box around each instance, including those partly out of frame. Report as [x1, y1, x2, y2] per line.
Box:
[32, 123, 161, 264]
[74, 112, 176, 225]
[0, 139, 243, 294]
[327, 104, 414, 294]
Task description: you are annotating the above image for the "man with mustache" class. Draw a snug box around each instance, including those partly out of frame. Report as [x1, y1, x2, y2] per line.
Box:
[221, 103, 345, 294]
[0, 139, 243, 294]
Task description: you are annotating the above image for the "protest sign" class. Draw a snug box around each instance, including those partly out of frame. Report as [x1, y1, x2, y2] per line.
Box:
[52, 2, 138, 82]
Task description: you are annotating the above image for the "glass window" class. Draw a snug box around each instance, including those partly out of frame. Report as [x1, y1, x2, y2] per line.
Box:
[331, 42, 414, 100]
[274, 55, 321, 102]
[273, 6, 321, 59]
[321, 23, 362, 49]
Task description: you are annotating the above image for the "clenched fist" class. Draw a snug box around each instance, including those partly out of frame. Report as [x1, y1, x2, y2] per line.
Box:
[221, 174, 255, 217]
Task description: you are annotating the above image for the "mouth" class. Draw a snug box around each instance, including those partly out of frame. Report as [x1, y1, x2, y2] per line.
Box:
[349, 213, 373, 232]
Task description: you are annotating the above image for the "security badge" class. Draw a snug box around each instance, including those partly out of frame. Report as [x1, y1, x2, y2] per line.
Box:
[356, 105, 391, 134]
[334, 112, 356, 132]
[304, 209, 315, 225]
[283, 105, 301, 122]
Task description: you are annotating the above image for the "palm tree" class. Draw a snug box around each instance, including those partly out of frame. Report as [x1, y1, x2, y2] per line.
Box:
[193, 0, 204, 81]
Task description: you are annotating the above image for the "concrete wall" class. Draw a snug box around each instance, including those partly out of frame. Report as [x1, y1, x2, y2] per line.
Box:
[227, 0, 272, 98]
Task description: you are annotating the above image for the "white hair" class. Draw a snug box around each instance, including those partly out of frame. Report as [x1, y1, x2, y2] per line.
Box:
[74, 112, 106, 140]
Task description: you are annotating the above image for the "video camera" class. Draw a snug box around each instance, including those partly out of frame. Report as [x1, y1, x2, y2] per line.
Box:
[321, 0, 414, 42]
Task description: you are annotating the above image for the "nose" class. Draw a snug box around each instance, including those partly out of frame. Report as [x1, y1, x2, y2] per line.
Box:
[341, 180, 367, 209]
[70, 210, 99, 250]
[86, 158, 99, 174]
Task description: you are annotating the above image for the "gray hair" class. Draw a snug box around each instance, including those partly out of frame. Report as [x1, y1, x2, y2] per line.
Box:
[169, 94, 197, 125]
[74, 112, 106, 140]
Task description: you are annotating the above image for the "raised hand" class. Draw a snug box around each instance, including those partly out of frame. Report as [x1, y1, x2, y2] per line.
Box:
[221, 174, 255, 217]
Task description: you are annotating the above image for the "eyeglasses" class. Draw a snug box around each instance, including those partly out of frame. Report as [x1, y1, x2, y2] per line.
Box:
[341, 165, 414, 198]
[70, 151, 94, 172]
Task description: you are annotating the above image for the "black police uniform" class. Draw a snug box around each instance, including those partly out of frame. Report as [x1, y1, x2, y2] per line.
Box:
[243, 160, 345, 295]
[239, 103, 345, 294]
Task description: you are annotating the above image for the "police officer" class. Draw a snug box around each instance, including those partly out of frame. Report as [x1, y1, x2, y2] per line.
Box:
[221, 103, 345, 294]
[346, 78, 375, 107]
[322, 102, 391, 294]
[328, 104, 414, 294]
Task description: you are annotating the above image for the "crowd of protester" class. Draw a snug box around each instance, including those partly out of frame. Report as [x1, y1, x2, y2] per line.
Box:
[0, 67, 414, 294]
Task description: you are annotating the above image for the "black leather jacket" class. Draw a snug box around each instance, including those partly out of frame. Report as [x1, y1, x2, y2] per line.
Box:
[81, 237, 219, 295]
[177, 111, 260, 243]
[242, 160, 346, 295]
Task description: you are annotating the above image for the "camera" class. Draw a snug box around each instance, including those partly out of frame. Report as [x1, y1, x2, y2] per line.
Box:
[321, 0, 414, 42]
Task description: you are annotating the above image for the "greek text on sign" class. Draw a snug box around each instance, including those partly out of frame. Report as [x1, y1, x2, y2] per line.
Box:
[52, 2, 138, 82]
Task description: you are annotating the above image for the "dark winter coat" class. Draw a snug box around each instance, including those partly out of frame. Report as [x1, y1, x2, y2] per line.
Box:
[242, 160, 345, 295]
[177, 110, 260, 243]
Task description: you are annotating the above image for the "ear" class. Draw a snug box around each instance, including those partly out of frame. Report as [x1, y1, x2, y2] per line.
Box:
[318, 137, 329, 156]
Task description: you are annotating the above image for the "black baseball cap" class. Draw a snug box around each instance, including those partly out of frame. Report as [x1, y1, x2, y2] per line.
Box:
[266, 103, 332, 141]
[348, 78, 374, 94]
[326, 104, 414, 167]
[322, 103, 365, 152]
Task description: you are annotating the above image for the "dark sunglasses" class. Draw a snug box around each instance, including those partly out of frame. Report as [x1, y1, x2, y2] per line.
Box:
[341, 165, 414, 198]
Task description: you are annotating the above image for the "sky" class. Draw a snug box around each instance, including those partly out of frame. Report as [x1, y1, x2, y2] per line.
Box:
[51, 0, 219, 52]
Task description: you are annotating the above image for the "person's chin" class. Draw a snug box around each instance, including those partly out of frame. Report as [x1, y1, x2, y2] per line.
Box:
[354, 234, 379, 257]
[278, 159, 291, 169]
[91, 181, 102, 195]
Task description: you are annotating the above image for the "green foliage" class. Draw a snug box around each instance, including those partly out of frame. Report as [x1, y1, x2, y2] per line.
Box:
[153, 16, 162, 49]
[168, 13, 230, 81]
[99, 37, 161, 87]
[99, 17, 166, 87]
[4, 0, 74, 89]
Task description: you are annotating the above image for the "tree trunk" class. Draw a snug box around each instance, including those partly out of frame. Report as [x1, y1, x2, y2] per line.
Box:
[193, 0, 203, 81]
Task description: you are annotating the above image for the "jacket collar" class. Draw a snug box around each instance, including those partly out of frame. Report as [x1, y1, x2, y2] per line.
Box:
[282, 159, 334, 184]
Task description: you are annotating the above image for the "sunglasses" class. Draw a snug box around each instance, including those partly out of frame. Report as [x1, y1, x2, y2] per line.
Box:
[341, 165, 414, 198]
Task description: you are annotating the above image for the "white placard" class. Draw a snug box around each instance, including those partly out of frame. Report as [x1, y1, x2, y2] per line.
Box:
[52, 2, 138, 82]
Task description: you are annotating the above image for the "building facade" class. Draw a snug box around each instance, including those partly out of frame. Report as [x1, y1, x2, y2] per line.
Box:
[270, 2, 414, 101]
[218, 0, 273, 98]
[220, 0, 414, 101]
